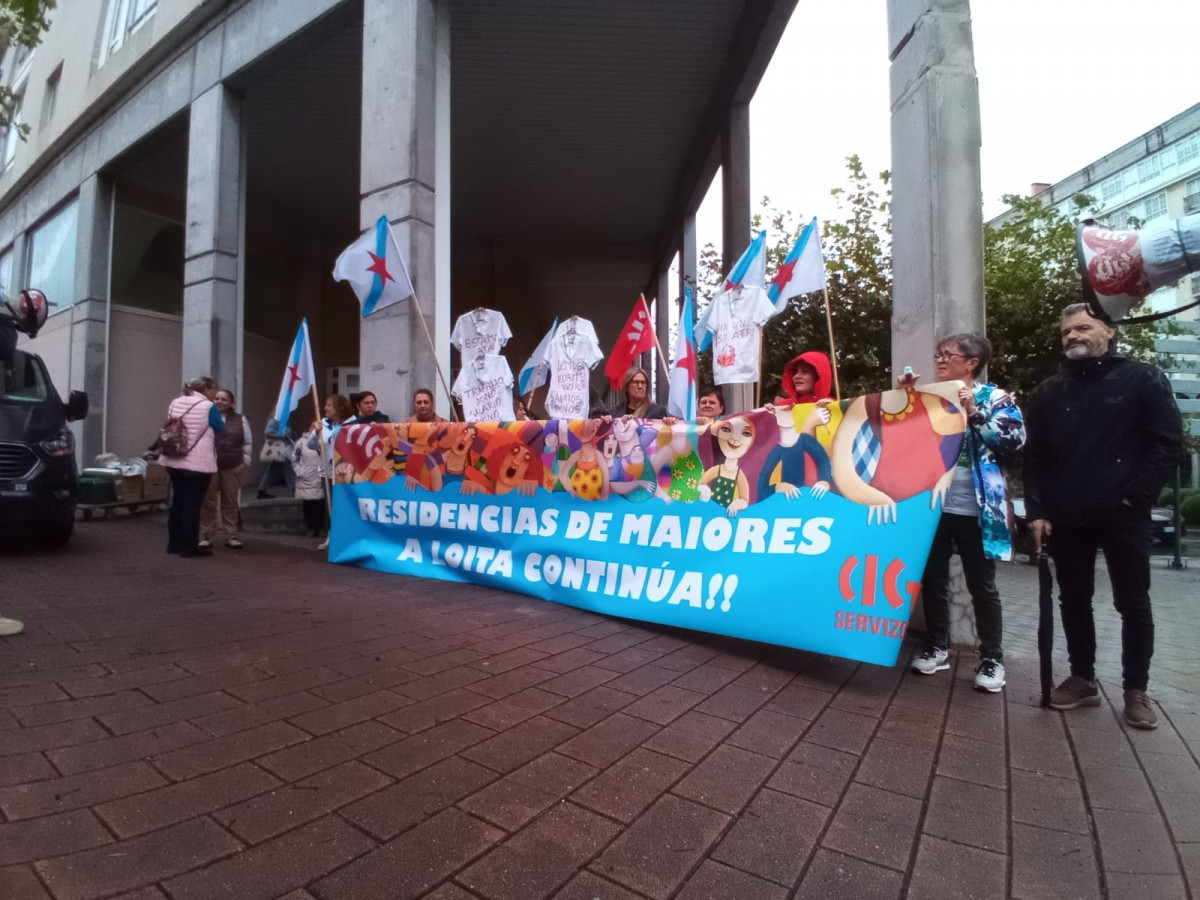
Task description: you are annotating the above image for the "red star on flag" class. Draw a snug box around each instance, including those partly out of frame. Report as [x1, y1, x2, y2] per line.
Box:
[679, 339, 695, 380]
[366, 252, 395, 285]
[772, 257, 797, 292]
[285, 363, 302, 391]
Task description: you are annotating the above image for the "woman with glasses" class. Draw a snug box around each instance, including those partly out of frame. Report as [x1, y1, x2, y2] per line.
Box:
[608, 366, 669, 419]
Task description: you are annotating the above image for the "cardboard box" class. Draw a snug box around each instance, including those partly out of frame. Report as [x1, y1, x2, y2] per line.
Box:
[142, 465, 170, 502]
[115, 474, 144, 503]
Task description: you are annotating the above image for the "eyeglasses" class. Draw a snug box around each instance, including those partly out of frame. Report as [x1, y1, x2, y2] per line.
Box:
[933, 351, 966, 362]
[629, 379, 648, 386]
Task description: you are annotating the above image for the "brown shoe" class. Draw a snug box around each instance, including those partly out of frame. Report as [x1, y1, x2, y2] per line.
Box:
[1048, 675, 1100, 710]
[1123, 690, 1159, 730]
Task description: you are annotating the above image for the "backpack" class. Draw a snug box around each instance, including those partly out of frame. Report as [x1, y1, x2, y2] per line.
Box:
[153, 400, 206, 459]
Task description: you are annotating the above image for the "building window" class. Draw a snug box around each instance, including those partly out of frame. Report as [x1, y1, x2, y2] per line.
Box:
[1186, 177, 1200, 215]
[40, 62, 62, 128]
[2, 90, 23, 170]
[26, 200, 78, 314]
[1178, 135, 1200, 165]
[1100, 174, 1123, 201]
[1143, 192, 1168, 223]
[0, 247, 12, 297]
[1137, 154, 1161, 184]
[101, 0, 158, 64]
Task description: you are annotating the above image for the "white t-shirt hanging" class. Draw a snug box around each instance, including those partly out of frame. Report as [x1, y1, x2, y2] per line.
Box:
[706, 285, 777, 385]
[452, 355, 515, 422]
[545, 317, 603, 419]
[451, 308, 513, 360]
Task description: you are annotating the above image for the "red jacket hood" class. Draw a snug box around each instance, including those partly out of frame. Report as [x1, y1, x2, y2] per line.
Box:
[781, 351, 833, 403]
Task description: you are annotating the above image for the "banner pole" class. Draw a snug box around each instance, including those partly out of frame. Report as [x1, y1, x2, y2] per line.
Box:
[822, 285, 842, 401]
[385, 224, 459, 422]
[755, 327, 764, 408]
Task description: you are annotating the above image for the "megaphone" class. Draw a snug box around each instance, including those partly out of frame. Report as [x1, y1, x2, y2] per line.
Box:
[1076, 214, 1200, 324]
[1, 288, 49, 338]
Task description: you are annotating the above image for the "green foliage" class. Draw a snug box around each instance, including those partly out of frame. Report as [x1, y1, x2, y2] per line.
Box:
[1180, 493, 1200, 527]
[0, 1, 56, 135]
[697, 156, 893, 399]
[1158, 485, 1199, 509]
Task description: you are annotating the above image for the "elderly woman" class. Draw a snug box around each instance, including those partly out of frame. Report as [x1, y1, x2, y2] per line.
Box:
[199, 388, 252, 550]
[160, 376, 224, 558]
[307, 393, 353, 551]
[608, 366, 668, 419]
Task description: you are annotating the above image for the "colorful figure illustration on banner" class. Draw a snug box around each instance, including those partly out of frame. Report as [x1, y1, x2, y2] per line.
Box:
[463, 425, 544, 496]
[699, 415, 756, 516]
[431, 422, 479, 491]
[559, 418, 612, 501]
[651, 420, 706, 502]
[758, 400, 834, 501]
[607, 417, 661, 500]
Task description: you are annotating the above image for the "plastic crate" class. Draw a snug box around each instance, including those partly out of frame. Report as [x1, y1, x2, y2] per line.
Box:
[78, 475, 117, 505]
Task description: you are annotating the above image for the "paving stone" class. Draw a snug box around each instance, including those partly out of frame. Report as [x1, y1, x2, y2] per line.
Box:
[669, 662, 741, 694]
[36, 816, 241, 900]
[164, 815, 374, 900]
[1011, 822, 1100, 899]
[593, 649, 665, 675]
[309, 666, 420, 702]
[711, 787, 827, 885]
[284, 688, 413, 736]
[256, 721, 403, 782]
[469, 645, 550, 674]
[0, 751, 58, 787]
[378, 687, 492, 734]
[1079, 761, 1160, 813]
[463, 687, 566, 730]
[854, 736, 935, 800]
[314, 808, 503, 900]
[723, 707, 808, 759]
[0, 718, 109, 757]
[1070, 723, 1140, 769]
[465, 665, 557, 700]
[190, 691, 329, 738]
[923, 776, 1008, 853]
[458, 801, 621, 900]
[822, 782, 922, 871]
[13, 690, 150, 727]
[535, 664, 619, 699]
[345, 755, 498, 840]
[532, 646, 608, 675]
[693, 683, 773, 723]
[571, 747, 689, 823]
[0, 865, 52, 900]
[59, 664, 191, 699]
[1009, 768, 1090, 835]
[552, 870, 644, 900]
[672, 743, 775, 815]
[768, 741, 857, 807]
[556, 713, 660, 769]
[641, 710, 738, 764]
[0, 760, 166, 820]
[829, 682, 892, 718]
[1092, 808, 1181, 875]
[891, 678, 951, 713]
[1008, 730, 1080, 780]
[593, 793, 730, 900]
[96, 761, 282, 838]
[216, 760, 391, 843]
[460, 714, 578, 774]
[907, 834, 1007, 900]
[876, 701, 942, 748]
[603, 664, 681, 697]
[152, 720, 309, 780]
[794, 847, 904, 900]
[1106, 872, 1191, 900]
[651, 643, 722, 673]
[364, 718, 496, 780]
[463, 752, 597, 833]
[543, 686, 638, 729]
[48, 722, 211, 775]
[944, 700, 1006, 745]
[620, 683, 706, 726]
[803, 706, 877, 755]
[936, 733, 1007, 789]
[675, 859, 789, 899]
[0, 809, 112, 866]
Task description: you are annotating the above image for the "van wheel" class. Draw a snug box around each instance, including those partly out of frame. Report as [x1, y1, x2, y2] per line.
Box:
[43, 517, 74, 547]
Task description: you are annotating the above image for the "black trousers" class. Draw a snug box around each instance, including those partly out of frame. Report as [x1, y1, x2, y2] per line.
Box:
[301, 499, 327, 534]
[1051, 505, 1154, 691]
[920, 513, 1004, 660]
[167, 469, 212, 553]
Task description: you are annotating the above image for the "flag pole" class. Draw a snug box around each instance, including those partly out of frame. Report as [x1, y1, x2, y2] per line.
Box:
[310, 383, 332, 533]
[822, 285, 842, 400]
[385, 224, 459, 422]
[642, 296, 671, 384]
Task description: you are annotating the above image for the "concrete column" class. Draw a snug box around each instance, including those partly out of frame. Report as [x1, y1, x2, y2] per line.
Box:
[888, 0, 985, 647]
[359, 0, 440, 419]
[722, 102, 754, 415]
[656, 267, 672, 403]
[680, 213, 697, 318]
[183, 85, 242, 389]
[70, 175, 114, 462]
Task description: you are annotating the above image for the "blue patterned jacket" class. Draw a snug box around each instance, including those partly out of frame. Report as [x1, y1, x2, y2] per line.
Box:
[962, 382, 1025, 560]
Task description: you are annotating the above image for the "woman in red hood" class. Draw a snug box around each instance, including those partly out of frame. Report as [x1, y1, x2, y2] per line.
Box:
[780, 351, 833, 404]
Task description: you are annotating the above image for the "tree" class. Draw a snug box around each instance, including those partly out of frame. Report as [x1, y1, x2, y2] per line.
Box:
[0, 1, 56, 136]
[697, 155, 893, 400]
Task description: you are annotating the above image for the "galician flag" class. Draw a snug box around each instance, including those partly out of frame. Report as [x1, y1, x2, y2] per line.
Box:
[769, 217, 825, 312]
[332, 215, 416, 317]
[518, 317, 558, 395]
[667, 285, 697, 420]
[604, 295, 656, 390]
[695, 230, 767, 351]
[272, 319, 316, 425]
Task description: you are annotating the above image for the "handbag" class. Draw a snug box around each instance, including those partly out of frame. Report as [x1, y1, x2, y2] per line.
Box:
[260, 436, 291, 464]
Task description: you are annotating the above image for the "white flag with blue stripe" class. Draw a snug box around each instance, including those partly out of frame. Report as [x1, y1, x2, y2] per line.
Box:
[518, 318, 558, 395]
[333, 215, 416, 317]
[271, 319, 316, 425]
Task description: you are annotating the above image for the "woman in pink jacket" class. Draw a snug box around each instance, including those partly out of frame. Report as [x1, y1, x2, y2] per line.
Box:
[160, 376, 224, 557]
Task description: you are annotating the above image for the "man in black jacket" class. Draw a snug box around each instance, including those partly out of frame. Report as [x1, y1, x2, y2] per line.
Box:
[1025, 304, 1183, 729]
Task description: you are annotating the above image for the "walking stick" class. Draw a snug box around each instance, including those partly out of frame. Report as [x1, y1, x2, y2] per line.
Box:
[1037, 537, 1055, 708]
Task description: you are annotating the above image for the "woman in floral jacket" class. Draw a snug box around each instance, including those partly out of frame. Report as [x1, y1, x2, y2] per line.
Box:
[902, 333, 1025, 694]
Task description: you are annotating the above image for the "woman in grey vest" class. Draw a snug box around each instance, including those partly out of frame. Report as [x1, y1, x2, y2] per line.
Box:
[199, 388, 252, 549]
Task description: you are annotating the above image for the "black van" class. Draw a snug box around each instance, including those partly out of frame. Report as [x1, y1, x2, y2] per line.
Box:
[1, 317, 88, 545]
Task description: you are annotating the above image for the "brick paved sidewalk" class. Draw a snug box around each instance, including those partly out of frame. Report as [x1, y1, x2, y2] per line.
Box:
[1, 515, 1197, 900]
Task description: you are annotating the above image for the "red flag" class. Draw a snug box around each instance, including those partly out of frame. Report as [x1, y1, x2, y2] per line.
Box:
[604, 295, 656, 390]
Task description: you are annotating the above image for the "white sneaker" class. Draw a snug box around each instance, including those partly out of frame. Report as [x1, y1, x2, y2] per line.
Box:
[197, 540, 213, 549]
[225, 538, 243, 549]
[974, 658, 1006, 693]
[911, 647, 949, 675]
[0, 616, 25, 636]
[317, 539, 329, 551]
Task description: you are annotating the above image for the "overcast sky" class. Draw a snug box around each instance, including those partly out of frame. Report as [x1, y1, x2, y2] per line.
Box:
[694, 0, 1200, 253]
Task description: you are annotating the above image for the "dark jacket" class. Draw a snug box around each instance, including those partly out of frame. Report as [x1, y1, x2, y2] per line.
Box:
[607, 400, 669, 419]
[1023, 352, 1182, 521]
